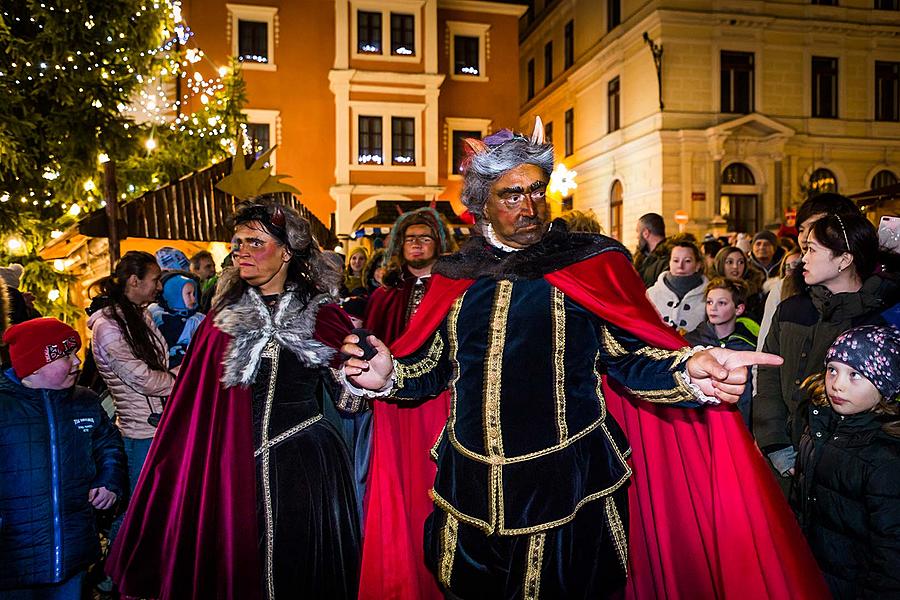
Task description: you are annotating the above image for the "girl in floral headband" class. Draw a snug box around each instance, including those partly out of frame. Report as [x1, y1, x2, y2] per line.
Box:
[796, 325, 900, 598]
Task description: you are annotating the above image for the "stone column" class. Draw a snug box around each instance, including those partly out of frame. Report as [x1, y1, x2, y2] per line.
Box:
[774, 155, 784, 223]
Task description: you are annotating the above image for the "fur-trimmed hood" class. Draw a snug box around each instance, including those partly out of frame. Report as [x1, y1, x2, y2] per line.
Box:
[214, 287, 335, 388]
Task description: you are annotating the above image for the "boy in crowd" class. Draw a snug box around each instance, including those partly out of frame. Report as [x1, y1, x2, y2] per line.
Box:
[686, 278, 759, 427]
[0, 318, 126, 599]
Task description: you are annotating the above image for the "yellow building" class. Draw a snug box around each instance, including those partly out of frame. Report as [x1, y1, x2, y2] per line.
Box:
[184, 0, 526, 238]
[519, 0, 900, 246]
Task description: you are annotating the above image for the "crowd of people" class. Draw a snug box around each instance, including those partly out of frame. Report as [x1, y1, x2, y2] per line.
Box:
[1, 122, 898, 600]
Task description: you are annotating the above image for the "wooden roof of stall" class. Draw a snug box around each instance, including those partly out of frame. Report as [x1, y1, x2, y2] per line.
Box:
[78, 158, 337, 249]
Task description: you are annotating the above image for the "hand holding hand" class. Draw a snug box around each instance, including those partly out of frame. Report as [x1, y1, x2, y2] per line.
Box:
[340, 333, 394, 391]
[88, 486, 117, 510]
[686, 347, 783, 404]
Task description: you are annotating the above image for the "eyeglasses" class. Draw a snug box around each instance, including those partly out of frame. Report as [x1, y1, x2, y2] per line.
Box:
[493, 186, 548, 211]
[403, 234, 436, 246]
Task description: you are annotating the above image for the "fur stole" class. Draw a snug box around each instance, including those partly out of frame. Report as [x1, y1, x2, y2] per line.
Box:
[214, 287, 336, 388]
[434, 218, 630, 281]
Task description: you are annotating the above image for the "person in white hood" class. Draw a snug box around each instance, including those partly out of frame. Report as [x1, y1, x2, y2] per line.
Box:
[647, 240, 709, 333]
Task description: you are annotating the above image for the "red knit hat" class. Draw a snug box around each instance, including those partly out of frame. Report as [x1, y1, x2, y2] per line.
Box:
[2, 318, 82, 379]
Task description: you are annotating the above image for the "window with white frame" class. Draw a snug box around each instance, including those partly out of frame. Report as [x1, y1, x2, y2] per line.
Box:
[351, 1, 422, 62]
[358, 116, 383, 165]
[350, 102, 424, 170]
[357, 11, 382, 54]
[445, 117, 490, 177]
[242, 108, 280, 168]
[227, 4, 277, 71]
[448, 21, 490, 81]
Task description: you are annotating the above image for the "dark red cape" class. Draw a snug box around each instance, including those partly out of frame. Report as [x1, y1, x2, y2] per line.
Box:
[106, 305, 352, 600]
[391, 251, 828, 599]
[359, 281, 448, 600]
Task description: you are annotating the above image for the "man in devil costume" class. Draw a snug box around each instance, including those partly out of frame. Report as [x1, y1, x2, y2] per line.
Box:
[341, 121, 829, 599]
[358, 207, 455, 600]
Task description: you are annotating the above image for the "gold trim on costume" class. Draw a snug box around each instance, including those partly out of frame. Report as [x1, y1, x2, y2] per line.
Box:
[430, 423, 634, 536]
[483, 281, 512, 459]
[260, 339, 279, 600]
[394, 334, 444, 389]
[446, 417, 604, 465]
[635, 344, 692, 366]
[254, 414, 323, 458]
[623, 370, 697, 404]
[601, 326, 628, 357]
[439, 512, 458, 587]
[551, 288, 568, 444]
[523, 532, 547, 600]
[605, 495, 628, 575]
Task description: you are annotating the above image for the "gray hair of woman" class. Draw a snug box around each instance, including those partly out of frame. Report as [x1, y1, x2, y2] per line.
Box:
[213, 195, 340, 311]
[459, 125, 554, 221]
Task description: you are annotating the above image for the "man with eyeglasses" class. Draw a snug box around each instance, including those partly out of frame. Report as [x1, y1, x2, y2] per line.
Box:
[357, 207, 456, 600]
[340, 123, 827, 598]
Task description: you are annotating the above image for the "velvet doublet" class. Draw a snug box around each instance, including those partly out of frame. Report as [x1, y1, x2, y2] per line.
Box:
[391, 236, 698, 536]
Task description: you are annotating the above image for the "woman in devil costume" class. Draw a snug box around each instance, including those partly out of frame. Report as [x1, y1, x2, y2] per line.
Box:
[107, 197, 361, 599]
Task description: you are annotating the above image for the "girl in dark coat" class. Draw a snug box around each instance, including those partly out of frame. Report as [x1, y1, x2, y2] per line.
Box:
[796, 325, 900, 599]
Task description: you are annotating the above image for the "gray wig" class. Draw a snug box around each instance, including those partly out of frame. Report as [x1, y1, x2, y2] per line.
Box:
[460, 136, 555, 220]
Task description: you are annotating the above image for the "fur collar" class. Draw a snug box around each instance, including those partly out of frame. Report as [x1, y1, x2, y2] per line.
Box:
[214, 288, 335, 388]
[434, 219, 630, 280]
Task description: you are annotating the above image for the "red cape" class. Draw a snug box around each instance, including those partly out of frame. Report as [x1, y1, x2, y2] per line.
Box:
[106, 305, 352, 600]
[391, 250, 828, 599]
[359, 282, 448, 600]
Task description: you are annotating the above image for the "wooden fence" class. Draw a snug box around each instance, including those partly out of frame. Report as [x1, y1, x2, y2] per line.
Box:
[79, 159, 337, 249]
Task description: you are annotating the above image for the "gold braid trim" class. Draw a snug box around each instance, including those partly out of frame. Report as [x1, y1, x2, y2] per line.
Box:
[605, 495, 628, 575]
[430, 422, 634, 536]
[483, 281, 512, 458]
[523, 532, 547, 600]
[394, 334, 444, 390]
[601, 325, 628, 357]
[438, 512, 459, 587]
[623, 369, 697, 404]
[551, 287, 568, 443]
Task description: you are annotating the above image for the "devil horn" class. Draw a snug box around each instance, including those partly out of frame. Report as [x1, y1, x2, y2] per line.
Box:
[530, 116, 545, 145]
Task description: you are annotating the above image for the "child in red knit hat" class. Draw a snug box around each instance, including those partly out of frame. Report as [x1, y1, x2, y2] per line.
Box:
[0, 318, 126, 596]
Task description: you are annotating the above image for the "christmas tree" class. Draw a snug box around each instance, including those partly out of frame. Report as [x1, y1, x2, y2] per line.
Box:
[0, 0, 248, 321]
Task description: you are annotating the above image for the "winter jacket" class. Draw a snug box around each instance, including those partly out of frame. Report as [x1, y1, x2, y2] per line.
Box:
[796, 406, 900, 598]
[749, 245, 786, 279]
[147, 304, 205, 369]
[685, 317, 758, 427]
[754, 275, 900, 455]
[646, 271, 708, 333]
[0, 370, 126, 589]
[634, 241, 670, 288]
[88, 307, 174, 439]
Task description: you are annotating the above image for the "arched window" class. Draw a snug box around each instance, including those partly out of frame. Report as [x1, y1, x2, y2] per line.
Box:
[609, 180, 623, 241]
[871, 169, 899, 190]
[809, 168, 838, 194]
[722, 163, 755, 185]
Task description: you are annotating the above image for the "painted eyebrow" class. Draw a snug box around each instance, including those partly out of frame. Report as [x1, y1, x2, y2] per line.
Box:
[231, 236, 267, 244]
[496, 180, 548, 196]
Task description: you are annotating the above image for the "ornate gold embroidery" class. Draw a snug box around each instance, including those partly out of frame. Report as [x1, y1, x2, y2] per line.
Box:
[523, 532, 547, 600]
[551, 288, 568, 444]
[635, 344, 693, 367]
[601, 326, 628, 357]
[254, 415, 323, 458]
[623, 370, 697, 404]
[431, 489, 493, 533]
[439, 512, 458, 587]
[483, 281, 512, 458]
[446, 295, 465, 429]
[594, 353, 607, 421]
[446, 418, 604, 465]
[394, 334, 444, 389]
[605, 495, 628, 575]
[260, 339, 279, 600]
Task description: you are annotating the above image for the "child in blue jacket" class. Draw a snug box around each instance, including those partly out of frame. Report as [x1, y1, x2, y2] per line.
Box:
[0, 318, 126, 597]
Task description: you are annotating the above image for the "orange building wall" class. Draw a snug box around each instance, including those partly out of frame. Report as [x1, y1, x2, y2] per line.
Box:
[436, 8, 521, 203]
[184, 0, 337, 222]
